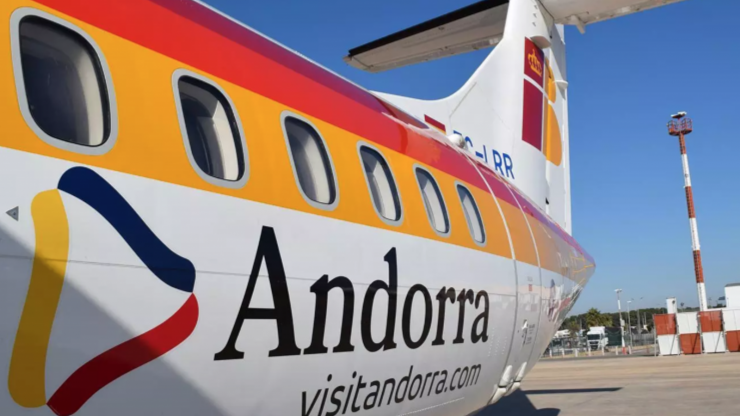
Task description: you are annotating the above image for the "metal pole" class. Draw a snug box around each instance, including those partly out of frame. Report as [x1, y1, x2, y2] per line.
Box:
[627, 300, 633, 350]
[616, 289, 625, 349]
[644, 312, 648, 345]
[668, 114, 708, 311]
[636, 308, 640, 342]
[633, 298, 638, 345]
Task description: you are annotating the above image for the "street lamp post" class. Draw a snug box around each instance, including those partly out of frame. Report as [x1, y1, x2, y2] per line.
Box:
[616, 289, 625, 349]
[634, 297, 643, 340]
[627, 300, 634, 349]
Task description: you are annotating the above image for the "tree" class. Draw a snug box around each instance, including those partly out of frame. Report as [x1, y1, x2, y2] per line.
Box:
[566, 320, 580, 339]
[584, 308, 612, 328]
[561, 307, 667, 332]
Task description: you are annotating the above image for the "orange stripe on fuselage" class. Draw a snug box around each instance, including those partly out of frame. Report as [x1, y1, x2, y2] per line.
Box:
[0, 0, 591, 273]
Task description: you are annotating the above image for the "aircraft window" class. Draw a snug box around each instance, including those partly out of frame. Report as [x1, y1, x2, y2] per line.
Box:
[457, 184, 486, 244]
[415, 167, 449, 235]
[15, 15, 114, 150]
[175, 74, 247, 185]
[282, 114, 337, 208]
[359, 145, 401, 223]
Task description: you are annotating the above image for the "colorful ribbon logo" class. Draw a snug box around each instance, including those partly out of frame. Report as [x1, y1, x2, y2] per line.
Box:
[8, 167, 199, 416]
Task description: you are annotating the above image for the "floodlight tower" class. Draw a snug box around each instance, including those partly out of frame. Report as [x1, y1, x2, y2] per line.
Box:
[667, 112, 708, 312]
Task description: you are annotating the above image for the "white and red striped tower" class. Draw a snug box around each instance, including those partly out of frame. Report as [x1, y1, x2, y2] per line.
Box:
[667, 112, 708, 311]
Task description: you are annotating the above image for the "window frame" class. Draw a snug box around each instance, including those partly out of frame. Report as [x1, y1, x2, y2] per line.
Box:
[172, 69, 249, 189]
[414, 165, 450, 237]
[455, 182, 487, 246]
[357, 142, 403, 226]
[280, 111, 339, 211]
[10, 7, 119, 155]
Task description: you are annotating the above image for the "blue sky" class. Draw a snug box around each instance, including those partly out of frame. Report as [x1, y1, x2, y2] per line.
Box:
[202, 0, 740, 314]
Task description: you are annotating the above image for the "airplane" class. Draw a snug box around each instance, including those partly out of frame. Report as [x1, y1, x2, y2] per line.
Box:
[0, 0, 684, 415]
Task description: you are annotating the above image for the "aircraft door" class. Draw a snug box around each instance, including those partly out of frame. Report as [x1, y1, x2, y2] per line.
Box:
[475, 169, 544, 405]
[495, 261, 542, 400]
[523, 226, 566, 385]
[487, 214, 542, 403]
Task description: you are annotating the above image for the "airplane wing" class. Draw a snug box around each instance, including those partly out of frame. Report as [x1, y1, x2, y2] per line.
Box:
[345, 0, 688, 72]
[546, 0, 688, 29]
[344, 1, 509, 73]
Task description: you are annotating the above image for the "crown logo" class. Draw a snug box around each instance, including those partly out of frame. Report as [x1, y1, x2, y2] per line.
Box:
[528, 49, 542, 77]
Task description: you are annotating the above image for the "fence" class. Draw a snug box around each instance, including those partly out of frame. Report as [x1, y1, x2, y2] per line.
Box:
[543, 332, 656, 359]
[654, 309, 740, 356]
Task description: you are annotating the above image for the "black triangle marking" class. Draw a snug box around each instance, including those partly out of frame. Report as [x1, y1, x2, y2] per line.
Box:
[6, 207, 18, 221]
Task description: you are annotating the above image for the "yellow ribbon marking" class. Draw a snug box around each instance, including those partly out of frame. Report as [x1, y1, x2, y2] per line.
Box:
[8, 190, 69, 407]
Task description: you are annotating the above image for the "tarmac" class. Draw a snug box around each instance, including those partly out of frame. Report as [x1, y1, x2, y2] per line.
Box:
[476, 353, 740, 416]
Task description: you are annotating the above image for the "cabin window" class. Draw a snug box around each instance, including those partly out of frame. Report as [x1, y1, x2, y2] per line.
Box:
[415, 167, 449, 235]
[174, 72, 247, 186]
[359, 145, 401, 223]
[13, 12, 117, 154]
[282, 114, 337, 208]
[457, 184, 486, 244]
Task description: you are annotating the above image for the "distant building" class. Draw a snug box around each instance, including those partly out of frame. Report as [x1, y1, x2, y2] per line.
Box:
[726, 284, 740, 309]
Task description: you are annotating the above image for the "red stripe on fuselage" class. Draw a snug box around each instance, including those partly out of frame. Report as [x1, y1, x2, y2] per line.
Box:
[479, 165, 519, 209]
[424, 115, 446, 132]
[31, 0, 587, 258]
